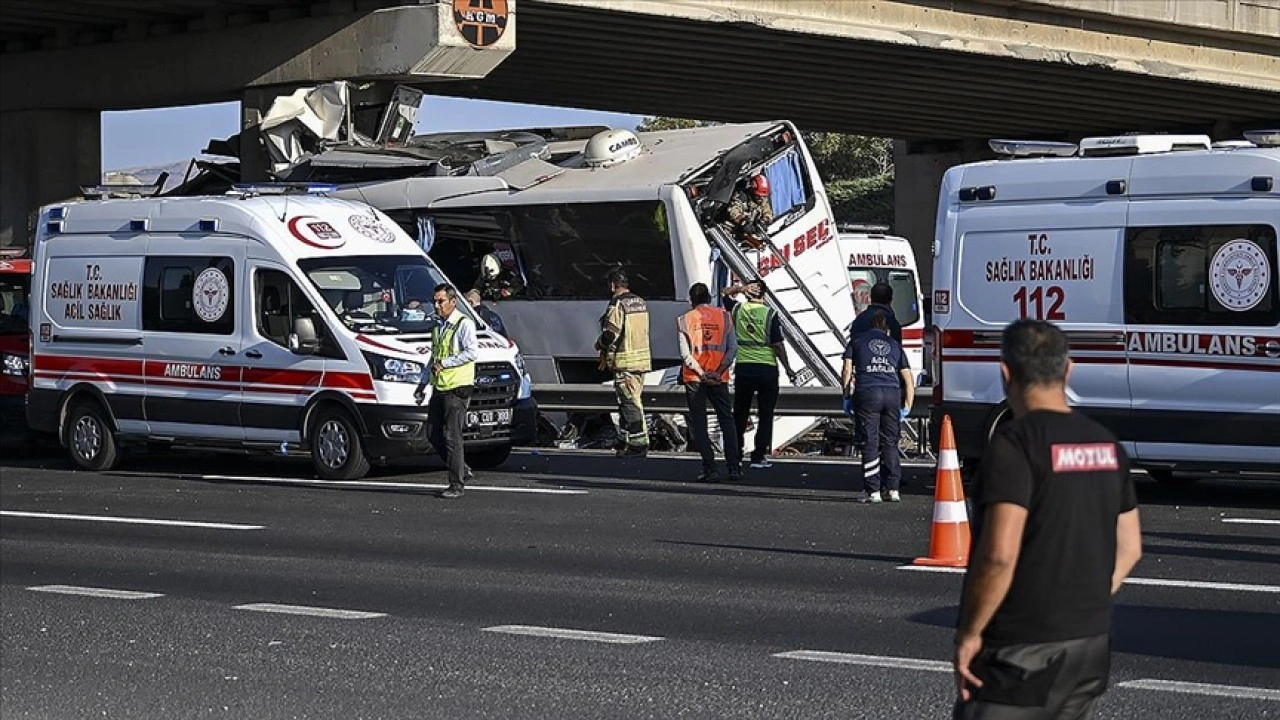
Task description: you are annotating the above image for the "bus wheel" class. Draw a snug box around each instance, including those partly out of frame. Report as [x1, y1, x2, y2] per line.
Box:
[310, 408, 370, 480]
[468, 445, 511, 470]
[65, 400, 122, 472]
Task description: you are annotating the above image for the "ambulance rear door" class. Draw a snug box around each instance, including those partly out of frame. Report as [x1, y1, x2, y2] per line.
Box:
[1123, 151, 1280, 466]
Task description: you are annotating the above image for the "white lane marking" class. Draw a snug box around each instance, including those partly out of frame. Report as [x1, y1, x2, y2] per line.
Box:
[198, 475, 586, 495]
[482, 625, 662, 644]
[233, 603, 385, 620]
[775, 650, 950, 672]
[932, 500, 969, 523]
[28, 585, 162, 600]
[510, 449, 937, 468]
[1120, 679, 1280, 702]
[1, 510, 263, 530]
[1222, 518, 1280, 526]
[896, 566, 1280, 593]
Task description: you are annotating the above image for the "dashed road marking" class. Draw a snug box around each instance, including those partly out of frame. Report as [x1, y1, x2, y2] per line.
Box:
[774, 650, 950, 672]
[482, 625, 662, 644]
[233, 603, 386, 620]
[1221, 518, 1280, 526]
[1, 510, 263, 530]
[897, 566, 1280, 593]
[28, 585, 162, 600]
[1120, 679, 1280, 702]
[198, 475, 587, 495]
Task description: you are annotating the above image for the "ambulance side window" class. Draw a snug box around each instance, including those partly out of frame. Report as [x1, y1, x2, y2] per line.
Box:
[142, 256, 235, 335]
[1124, 224, 1278, 326]
[254, 269, 324, 349]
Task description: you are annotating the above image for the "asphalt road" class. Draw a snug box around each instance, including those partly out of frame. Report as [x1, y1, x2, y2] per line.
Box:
[2, 445, 1278, 719]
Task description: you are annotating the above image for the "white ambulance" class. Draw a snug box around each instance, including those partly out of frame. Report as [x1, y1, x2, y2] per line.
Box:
[837, 225, 926, 376]
[931, 132, 1280, 481]
[26, 186, 536, 479]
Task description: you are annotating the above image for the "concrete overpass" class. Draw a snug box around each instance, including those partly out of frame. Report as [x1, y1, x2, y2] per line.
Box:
[3, 0, 1279, 273]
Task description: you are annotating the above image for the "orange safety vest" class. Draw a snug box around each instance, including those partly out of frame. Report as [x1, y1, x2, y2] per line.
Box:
[678, 305, 732, 384]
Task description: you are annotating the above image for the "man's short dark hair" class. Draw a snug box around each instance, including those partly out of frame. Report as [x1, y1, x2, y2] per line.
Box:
[870, 282, 893, 305]
[871, 312, 889, 331]
[689, 283, 712, 305]
[433, 283, 456, 299]
[605, 268, 629, 287]
[1001, 319, 1069, 387]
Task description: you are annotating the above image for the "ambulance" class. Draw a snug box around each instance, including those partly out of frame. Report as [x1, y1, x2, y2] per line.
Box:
[25, 186, 536, 479]
[931, 131, 1280, 481]
[837, 226, 926, 377]
[0, 251, 32, 432]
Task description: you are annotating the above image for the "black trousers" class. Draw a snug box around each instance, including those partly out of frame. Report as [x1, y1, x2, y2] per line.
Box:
[855, 386, 901, 493]
[684, 381, 742, 475]
[954, 633, 1112, 720]
[733, 369, 779, 463]
[427, 386, 472, 487]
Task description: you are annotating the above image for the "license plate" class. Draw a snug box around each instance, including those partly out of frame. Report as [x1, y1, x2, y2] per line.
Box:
[466, 409, 512, 427]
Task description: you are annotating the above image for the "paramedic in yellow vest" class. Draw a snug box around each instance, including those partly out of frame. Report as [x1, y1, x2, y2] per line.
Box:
[723, 280, 797, 469]
[429, 284, 478, 499]
[679, 283, 743, 483]
[595, 269, 652, 458]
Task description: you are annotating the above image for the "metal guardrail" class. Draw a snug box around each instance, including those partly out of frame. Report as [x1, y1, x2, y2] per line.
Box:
[533, 383, 933, 419]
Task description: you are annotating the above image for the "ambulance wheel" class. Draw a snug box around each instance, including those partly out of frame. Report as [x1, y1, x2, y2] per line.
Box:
[65, 400, 121, 472]
[467, 445, 511, 470]
[310, 408, 370, 480]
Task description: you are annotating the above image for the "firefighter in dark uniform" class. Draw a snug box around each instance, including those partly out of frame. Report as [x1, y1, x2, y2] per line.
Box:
[595, 268, 652, 458]
[722, 174, 774, 248]
[842, 312, 914, 503]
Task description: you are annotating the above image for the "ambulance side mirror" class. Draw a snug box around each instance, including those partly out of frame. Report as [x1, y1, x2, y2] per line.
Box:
[288, 317, 320, 355]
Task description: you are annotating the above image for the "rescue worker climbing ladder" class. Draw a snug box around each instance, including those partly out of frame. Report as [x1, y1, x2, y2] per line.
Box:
[596, 268, 652, 457]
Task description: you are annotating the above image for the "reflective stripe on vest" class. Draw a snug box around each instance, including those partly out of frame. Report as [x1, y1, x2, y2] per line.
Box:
[679, 305, 731, 383]
[432, 316, 476, 390]
[733, 302, 776, 366]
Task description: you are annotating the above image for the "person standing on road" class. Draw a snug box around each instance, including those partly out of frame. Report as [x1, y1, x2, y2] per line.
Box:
[427, 284, 479, 499]
[953, 319, 1143, 720]
[848, 281, 903, 345]
[721, 279, 796, 469]
[842, 312, 913, 503]
[678, 283, 742, 483]
[595, 268, 652, 458]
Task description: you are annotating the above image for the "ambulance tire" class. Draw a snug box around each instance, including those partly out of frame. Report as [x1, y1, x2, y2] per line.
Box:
[309, 408, 371, 481]
[467, 445, 511, 470]
[64, 400, 122, 472]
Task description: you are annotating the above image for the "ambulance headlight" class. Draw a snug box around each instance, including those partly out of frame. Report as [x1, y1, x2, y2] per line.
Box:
[513, 351, 526, 377]
[513, 352, 533, 400]
[363, 352, 425, 384]
[2, 353, 28, 377]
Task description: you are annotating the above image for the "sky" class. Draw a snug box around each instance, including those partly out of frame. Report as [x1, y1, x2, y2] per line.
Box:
[101, 95, 645, 172]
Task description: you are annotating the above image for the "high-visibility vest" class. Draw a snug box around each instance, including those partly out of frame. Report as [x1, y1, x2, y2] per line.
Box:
[678, 305, 732, 383]
[601, 293, 651, 372]
[732, 302, 776, 366]
[431, 315, 476, 390]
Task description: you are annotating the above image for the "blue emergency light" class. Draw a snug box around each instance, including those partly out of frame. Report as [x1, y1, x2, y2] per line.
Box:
[230, 182, 339, 196]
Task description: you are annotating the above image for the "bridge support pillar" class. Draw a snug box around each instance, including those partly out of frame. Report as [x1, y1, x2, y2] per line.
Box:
[0, 109, 100, 249]
[893, 139, 991, 298]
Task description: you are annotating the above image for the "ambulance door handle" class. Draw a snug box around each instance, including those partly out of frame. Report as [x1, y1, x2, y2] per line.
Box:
[244, 349, 263, 359]
[217, 346, 236, 356]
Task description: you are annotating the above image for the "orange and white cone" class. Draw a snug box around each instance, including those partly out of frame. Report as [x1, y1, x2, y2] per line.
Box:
[914, 415, 971, 567]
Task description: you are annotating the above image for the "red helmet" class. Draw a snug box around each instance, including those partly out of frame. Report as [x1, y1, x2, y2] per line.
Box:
[750, 174, 770, 197]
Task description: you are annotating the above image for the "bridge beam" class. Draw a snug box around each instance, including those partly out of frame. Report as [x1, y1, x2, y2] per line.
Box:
[0, 110, 100, 249]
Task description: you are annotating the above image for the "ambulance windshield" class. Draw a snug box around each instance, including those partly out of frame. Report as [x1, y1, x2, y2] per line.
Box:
[848, 268, 920, 326]
[0, 271, 30, 335]
[297, 254, 471, 336]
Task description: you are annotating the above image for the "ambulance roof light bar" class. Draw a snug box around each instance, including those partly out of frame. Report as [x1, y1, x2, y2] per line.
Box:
[1243, 129, 1280, 148]
[1078, 134, 1211, 157]
[229, 182, 339, 197]
[988, 139, 1078, 158]
[837, 223, 891, 234]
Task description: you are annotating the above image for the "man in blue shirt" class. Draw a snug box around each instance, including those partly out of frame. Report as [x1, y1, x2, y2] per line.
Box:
[848, 282, 903, 345]
[465, 289, 509, 339]
[842, 313, 914, 503]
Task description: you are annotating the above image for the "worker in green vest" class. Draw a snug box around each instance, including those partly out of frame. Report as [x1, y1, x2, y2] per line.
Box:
[428, 283, 478, 499]
[595, 268, 652, 458]
[724, 280, 796, 468]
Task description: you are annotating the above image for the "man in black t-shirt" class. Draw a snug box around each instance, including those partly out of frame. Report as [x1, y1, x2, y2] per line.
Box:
[953, 319, 1143, 720]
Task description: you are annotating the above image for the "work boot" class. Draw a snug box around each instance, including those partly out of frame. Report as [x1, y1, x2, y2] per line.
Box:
[727, 469, 745, 484]
[440, 485, 464, 499]
[696, 470, 720, 484]
[616, 445, 648, 459]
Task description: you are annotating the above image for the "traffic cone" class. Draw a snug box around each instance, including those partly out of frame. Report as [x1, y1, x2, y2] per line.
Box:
[914, 415, 970, 567]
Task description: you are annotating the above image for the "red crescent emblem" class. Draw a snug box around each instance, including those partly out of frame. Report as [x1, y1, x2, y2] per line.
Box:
[288, 215, 345, 249]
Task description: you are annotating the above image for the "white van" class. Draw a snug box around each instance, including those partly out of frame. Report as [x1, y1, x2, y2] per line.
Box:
[26, 186, 536, 479]
[837, 226, 926, 375]
[931, 133, 1280, 480]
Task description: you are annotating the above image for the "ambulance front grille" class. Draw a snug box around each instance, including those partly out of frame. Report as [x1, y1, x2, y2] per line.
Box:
[464, 361, 519, 442]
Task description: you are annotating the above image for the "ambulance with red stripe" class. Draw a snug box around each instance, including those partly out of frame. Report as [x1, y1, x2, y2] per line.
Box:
[26, 186, 535, 478]
[837, 226, 926, 378]
[930, 132, 1280, 481]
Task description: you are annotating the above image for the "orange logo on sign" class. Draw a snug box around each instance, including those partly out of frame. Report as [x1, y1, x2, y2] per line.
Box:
[453, 0, 509, 48]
